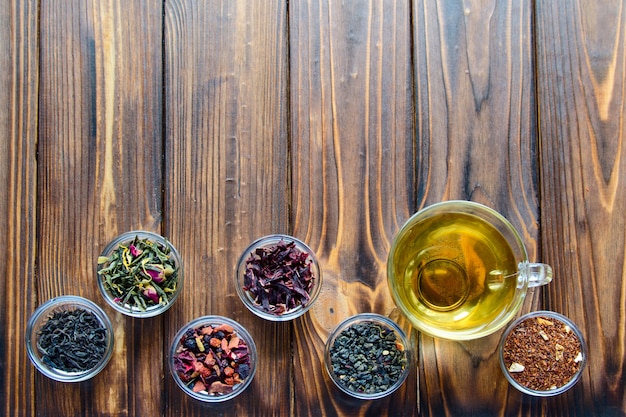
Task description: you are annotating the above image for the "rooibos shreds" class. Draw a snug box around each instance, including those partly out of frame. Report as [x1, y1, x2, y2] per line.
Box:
[502, 315, 583, 391]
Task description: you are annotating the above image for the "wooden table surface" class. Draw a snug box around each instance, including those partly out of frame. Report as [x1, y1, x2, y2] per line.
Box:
[2, 1, 625, 416]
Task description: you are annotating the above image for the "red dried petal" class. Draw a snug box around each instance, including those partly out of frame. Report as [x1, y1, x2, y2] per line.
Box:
[192, 380, 206, 393]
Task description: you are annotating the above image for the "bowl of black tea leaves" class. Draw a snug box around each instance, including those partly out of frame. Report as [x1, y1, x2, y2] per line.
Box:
[324, 313, 411, 400]
[235, 234, 322, 321]
[26, 295, 114, 382]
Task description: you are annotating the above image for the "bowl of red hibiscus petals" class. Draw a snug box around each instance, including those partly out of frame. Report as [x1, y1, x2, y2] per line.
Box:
[499, 310, 587, 396]
[235, 234, 322, 321]
[169, 316, 257, 402]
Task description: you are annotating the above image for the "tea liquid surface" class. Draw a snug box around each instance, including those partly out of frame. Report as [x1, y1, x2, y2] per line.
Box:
[393, 212, 518, 332]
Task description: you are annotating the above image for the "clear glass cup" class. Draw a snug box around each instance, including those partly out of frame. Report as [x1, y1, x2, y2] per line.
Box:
[324, 313, 411, 400]
[499, 310, 586, 396]
[235, 234, 322, 321]
[97, 230, 183, 318]
[25, 295, 114, 382]
[388, 200, 553, 340]
[169, 315, 257, 402]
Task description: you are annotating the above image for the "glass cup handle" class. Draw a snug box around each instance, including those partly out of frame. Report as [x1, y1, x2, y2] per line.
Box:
[524, 262, 553, 287]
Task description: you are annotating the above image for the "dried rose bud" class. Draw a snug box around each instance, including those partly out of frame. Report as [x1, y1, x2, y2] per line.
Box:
[142, 285, 159, 304]
[129, 244, 143, 257]
[146, 267, 166, 284]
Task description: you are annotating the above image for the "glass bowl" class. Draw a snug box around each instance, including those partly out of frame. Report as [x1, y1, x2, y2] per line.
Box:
[235, 234, 322, 321]
[324, 313, 411, 400]
[499, 310, 587, 396]
[97, 230, 183, 318]
[169, 315, 257, 402]
[25, 295, 114, 382]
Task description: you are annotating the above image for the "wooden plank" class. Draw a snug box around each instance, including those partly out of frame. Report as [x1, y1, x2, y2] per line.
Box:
[289, 0, 417, 415]
[37, 1, 164, 415]
[412, 1, 539, 415]
[0, 1, 38, 415]
[536, 0, 626, 414]
[163, 1, 291, 414]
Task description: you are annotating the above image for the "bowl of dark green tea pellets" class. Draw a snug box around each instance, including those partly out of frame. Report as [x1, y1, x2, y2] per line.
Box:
[97, 231, 183, 318]
[25, 295, 114, 382]
[324, 313, 411, 400]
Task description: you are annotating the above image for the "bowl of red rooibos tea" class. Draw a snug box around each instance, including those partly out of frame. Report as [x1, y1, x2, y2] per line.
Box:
[169, 315, 257, 402]
[499, 310, 586, 396]
[235, 234, 322, 321]
[26, 295, 114, 382]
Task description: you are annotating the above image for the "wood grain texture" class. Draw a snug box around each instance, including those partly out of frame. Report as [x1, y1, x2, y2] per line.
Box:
[37, 1, 163, 415]
[164, 1, 291, 415]
[413, 1, 541, 415]
[290, 0, 417, 415]
[2, 0, 625, 415]
[0, 1, 38, 416]
[536, 0, 626, 415]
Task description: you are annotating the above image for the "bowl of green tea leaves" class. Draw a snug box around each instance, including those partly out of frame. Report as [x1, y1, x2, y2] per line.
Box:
[97, 231, 183, 318]
[235, 234, 322, 321]
[26, 295, 114, 382]
[324, 313, 411, 399]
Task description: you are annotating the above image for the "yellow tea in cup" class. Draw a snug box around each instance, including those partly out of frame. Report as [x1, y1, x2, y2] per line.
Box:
[388, 201, 552, 340]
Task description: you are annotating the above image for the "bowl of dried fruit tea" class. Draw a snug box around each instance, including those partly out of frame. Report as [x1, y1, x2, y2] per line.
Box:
[169, 316, 257, 402]
[324, 313, 411, 400]
[25, 295, 115, 382]
[499, 310, 586, 396]
[235, 234, 322, 321]
[97, 231, 183, 318]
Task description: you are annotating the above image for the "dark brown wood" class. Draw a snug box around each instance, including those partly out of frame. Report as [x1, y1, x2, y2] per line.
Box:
[37, 1, 164, 415]
[164, 1, 291, 415]
[413, 1, 542, 415]
[536, 0, 626, 415]
[289, 0, 417, 415]
[0, 1, 38, 416]
[1, 0, 625, 415]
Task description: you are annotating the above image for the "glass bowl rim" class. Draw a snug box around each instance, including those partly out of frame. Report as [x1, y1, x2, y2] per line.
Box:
[96, 230, 184, 318]
[386, 200, 535, 340]
[498, 310, 587, 397]
[25, 295, 115, 382]
[168, 315, 258, 402]
[323, 312, 412, 400]
[235, 234, 323, 322]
